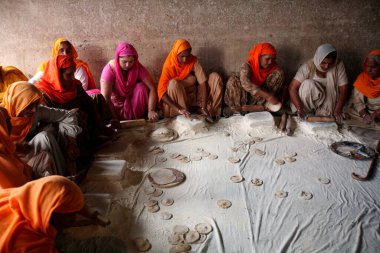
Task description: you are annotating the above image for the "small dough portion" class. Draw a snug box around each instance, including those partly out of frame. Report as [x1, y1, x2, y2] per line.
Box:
[190, 154, 202, 161]
[168, 233, 184, 245]
[195, 223, 213, 234]
[161, 198, 174, 206]
[169, 243, 192, 253]
[217, 199, 232, 209]
[151, 189, 163, 197]
[274, 159, 285, 165]
[251, 178, 263, 186]
[228, 157, 241, 163]
[299, 191, 313, 200]
[133, 237, 151, 252]
[157, 156, 167, 163]
[285, 157, 296, 163]
[144, 199, 158, 207]
[170, 153, 181, 159]
[275, 191, 288, 198]
[147, 204, 160, 213]
[193, 234, 207, 244]
[253, 148, 266, 156]
[208, 154, 218, 160]
[143, 186, 156, 195]
[185, 231, 200, 244]
[230, 175, 244, 183]
[173, 225, 190, 235]
[318, 177, 330, 184]
[160, 212, 173, 220]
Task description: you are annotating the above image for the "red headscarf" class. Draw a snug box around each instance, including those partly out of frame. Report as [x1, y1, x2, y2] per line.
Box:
[247, 42, 280, 86]
[0, 176, 84, 252]
[157, 39, 197, 102]
[0, 106, 32, 189]
[353, 49, 380, 98]
[37, 38, 97, 90]
[35, 55, 80, 104]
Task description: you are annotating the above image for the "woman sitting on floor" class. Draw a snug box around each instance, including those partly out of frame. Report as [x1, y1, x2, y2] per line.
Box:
[289, 43, 349, 123]
[100, 42, 158, 128]
[157, 39, 223, 119]
[34, 55, 114, 153]
[0, 106, 32, 189]
[2, 81, 82, 177]
[0, 65, 28, 102]
[224, 42, 285, 116]
[29, 38, 98, 93]
[349, 49, 380, 125]
[0, 175, 113, 252]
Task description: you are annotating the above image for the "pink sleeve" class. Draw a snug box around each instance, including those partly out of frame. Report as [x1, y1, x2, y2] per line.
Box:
[100, 63, 116, 83]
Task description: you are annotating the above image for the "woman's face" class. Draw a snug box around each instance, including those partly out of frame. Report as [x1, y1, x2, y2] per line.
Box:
[365, 58, 380, 80]
[259, 54, 275, 69]
[60, 66, 76, 87]
[19, 101, 39, 119]
[118, 56, 135, 71]
[58, 42, 73, 57]
[319, 57, 335, 72]
[177, 49, 192, 65]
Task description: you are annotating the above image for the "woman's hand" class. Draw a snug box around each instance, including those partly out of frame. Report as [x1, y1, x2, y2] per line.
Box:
[148, 110, 159, 122]
[178, 108, 191, 117]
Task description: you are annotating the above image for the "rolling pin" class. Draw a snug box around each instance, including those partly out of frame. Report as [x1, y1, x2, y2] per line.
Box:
[120, 119, 146, 128]
[306, 116, 335, 123]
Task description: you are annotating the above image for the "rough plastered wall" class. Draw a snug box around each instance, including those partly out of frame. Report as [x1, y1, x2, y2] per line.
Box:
[0, 0, 379, 87]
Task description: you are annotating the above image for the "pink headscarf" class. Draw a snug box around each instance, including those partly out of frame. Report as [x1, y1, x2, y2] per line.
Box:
[114, 42, 149, 98]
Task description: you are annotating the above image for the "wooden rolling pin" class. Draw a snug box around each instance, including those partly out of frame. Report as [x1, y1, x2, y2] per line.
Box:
[306, 116, 335, 123]
[120, 119, 146, 128]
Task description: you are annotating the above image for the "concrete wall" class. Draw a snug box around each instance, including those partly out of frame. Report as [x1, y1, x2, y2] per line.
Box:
[0, 0, 379, 87]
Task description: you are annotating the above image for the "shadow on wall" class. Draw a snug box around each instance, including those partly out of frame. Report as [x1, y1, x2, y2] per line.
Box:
[339, 48, 363, 85]
[197, 46, 227, 81]
[278, 45, 303, 85]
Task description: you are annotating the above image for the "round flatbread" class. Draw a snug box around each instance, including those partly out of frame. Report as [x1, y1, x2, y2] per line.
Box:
[185, 231, 200, 244]
[150, 127, 178, 142]
[161, 198, 174, 206]
[251, 178, 263, 186]
[228, 157, 240, 163]
[147, 204, 160, 213]
[149, 169, 177, 185]
[217, 199, 232, 209]
[144, 199, 158, 207]
[133, 237, 151, 252]
[173, 225, 190, 234]
[274, 159, 285, 165]
[275, 191, 288, 198]
[195, 223, 213, 234]
[299, 191, 313, 200]
[230, 175, 244, 183]
[160, 212, 173, 220]
[318, 177, 330, 184]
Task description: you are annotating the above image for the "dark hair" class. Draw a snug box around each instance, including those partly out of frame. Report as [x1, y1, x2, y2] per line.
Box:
[324, 51, 337, 61]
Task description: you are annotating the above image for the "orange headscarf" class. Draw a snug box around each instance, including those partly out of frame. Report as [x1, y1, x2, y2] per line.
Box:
[0, 106, 32, 189]
[35, 55, 80, 104]
[37, 38, 96, 90]
[0, 176, 84, 252]
[247, 42, 280, 86]
[353, 49, 380, 99]
[1, 81, 43, 143]
[157, 39, 197, 102]
[0, 66, 28, 102]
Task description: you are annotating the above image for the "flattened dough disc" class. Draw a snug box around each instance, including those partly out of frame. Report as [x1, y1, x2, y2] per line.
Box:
[148, 168, 186, 188]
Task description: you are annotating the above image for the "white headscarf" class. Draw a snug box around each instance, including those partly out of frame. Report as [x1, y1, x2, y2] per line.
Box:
[313, 43, 337, 72]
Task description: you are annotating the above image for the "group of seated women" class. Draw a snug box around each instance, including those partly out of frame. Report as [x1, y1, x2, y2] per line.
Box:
[0, 38, 379, 184]
[0, 37, 379, 252]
